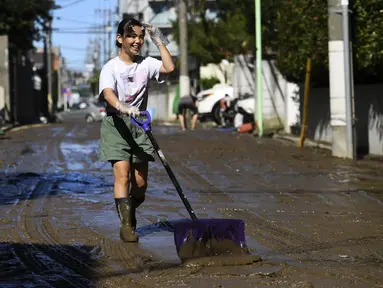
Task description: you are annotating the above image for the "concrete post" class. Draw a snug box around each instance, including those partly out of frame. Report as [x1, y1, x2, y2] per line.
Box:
[120, 0, 125, 16]
[0, 36, 10, 122]
[328, 0, 355, 158]
[57, 56, 62, 109]
[47, 20, 53, 116]
[255, 0, 263, 137]
[178, 0, 190, 98]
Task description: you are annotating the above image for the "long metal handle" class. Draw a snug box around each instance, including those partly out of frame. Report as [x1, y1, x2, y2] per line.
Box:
[146, 131, 198, 220]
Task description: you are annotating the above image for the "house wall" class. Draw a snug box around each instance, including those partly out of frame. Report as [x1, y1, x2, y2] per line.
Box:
[233, 55, 300, 133]
[368, 88, 383, 155]
[233, 54, 383, 156]
[200, 62, 234, 85]
[147, 82, 178, 121]
[299, 84, 383, 156]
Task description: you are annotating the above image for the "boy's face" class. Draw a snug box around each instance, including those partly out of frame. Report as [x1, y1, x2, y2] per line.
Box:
[117, 25, 145, 56]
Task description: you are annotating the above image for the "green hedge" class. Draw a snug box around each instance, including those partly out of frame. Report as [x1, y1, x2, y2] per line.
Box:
[0, 0, 56, 52]
[200, 77, 221, 90]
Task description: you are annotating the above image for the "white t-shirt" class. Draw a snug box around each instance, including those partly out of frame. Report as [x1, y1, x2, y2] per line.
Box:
[99, 56, 164, 112]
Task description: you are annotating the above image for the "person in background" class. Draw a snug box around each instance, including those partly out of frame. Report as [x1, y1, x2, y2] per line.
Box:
[219, 93, 232, 127]
[177, 94, 198, 131]
[32, 65, 42, 122]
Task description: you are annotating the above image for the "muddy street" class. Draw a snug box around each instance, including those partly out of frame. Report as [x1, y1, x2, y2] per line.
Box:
[0, 121, 382, 287]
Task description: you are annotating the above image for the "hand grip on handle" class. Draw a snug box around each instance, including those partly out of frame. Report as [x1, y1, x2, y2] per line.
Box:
[130, 111, 152, 132]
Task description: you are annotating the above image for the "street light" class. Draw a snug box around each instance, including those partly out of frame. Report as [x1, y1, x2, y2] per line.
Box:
[255, 0, 263, 137]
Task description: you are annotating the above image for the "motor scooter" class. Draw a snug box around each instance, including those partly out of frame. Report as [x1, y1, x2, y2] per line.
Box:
[233, 93, 255, 128]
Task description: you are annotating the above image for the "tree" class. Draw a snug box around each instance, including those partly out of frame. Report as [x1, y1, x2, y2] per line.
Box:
[352, 0, 383, 83]
[0, 0, 57, 53]
[273, 0, 329, 85]
[172, 0, 382, 84]
[213, 0, 279, 55]
[273, 0, 383, 85]
[172, 0, 277, 65]
[89, 69, 101, 97]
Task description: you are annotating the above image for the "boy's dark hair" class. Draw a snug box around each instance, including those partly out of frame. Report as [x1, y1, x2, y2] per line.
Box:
[116, 18, 143, 48]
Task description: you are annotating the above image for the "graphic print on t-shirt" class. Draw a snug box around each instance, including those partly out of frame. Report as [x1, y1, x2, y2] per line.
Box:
[120, 69, 148, 104]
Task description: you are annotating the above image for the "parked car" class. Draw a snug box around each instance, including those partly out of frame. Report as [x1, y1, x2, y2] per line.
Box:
[84, 101, 106, 123]
[56, 99, 106, 123]
[195, 84, 234, 125]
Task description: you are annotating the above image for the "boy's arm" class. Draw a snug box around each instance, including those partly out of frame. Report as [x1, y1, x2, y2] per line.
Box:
[103, 88, 139, 116]
[102, 88, 120, 110]
[158, 45, 174, 74]
[144, 24, 174, 74]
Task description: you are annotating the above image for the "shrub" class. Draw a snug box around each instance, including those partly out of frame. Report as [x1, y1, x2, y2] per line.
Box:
[200, 77, 221, 90]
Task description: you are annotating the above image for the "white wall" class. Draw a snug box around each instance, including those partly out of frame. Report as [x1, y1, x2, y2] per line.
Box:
[369, 97, 383, 156]
[147, 83, 178, 121]
[0, 35, 10, 122]
[357, 84, 383, 155]
[200, 61, 234, 85]
[0, 86, 4, 112]
[301, 87, 332, 143]
[233, 55, 300, 132]
[233, 55, 255, 98]
[300, 83, 383, 156]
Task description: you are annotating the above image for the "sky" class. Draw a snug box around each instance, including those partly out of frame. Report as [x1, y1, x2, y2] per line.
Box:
[41, 0, 118, 71]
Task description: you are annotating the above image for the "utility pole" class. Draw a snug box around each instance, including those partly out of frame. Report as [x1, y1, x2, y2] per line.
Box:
[255, 0, 263, 137]
[108, 9, 112, 60]
[135, 0, 139, 17]
[47, 19, 53, 117]
[104, 10, 107, 64]
[96, 8, 108, 64]
[11, 52, 18, 124]
[178, 0, 190, 98]
[120, 0, 126, 18]
[328, 0, 355, 159]
[58, 54, 62, 112]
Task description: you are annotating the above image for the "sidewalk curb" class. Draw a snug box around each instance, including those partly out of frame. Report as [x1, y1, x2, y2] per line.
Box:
[0, 124, 14, 133]
[273, 133, 332, 151]
[0, 123, 53, 133]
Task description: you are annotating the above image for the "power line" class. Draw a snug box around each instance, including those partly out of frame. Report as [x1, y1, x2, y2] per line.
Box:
[53, 30, 107, 34]
[53, 25, 105, 30]
[58, 0, 89, 9]
[60, 46, 88, 51]
[55, 17, 97, 25]
[64, 58, 87, 64]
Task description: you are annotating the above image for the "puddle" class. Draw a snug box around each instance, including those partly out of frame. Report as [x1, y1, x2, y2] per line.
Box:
[138, 231, 180, 263]
[203, 264, 281, 276]
[60, 141, 99, 171]
[60, 142, 97, 155]
[81, 209, 120, 238]
[183, 254, 261, 267]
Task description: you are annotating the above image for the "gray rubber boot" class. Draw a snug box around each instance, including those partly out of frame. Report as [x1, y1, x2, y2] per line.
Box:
[115, 198, 138, 242]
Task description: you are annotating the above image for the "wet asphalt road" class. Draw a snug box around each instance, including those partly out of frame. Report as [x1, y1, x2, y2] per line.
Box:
[0, 120, 382, 287]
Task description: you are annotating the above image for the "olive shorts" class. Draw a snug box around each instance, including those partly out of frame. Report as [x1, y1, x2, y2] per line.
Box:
[100, 115, 155, 163]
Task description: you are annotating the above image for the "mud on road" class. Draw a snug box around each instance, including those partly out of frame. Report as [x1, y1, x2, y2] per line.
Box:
[0, 122, 382, 287]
